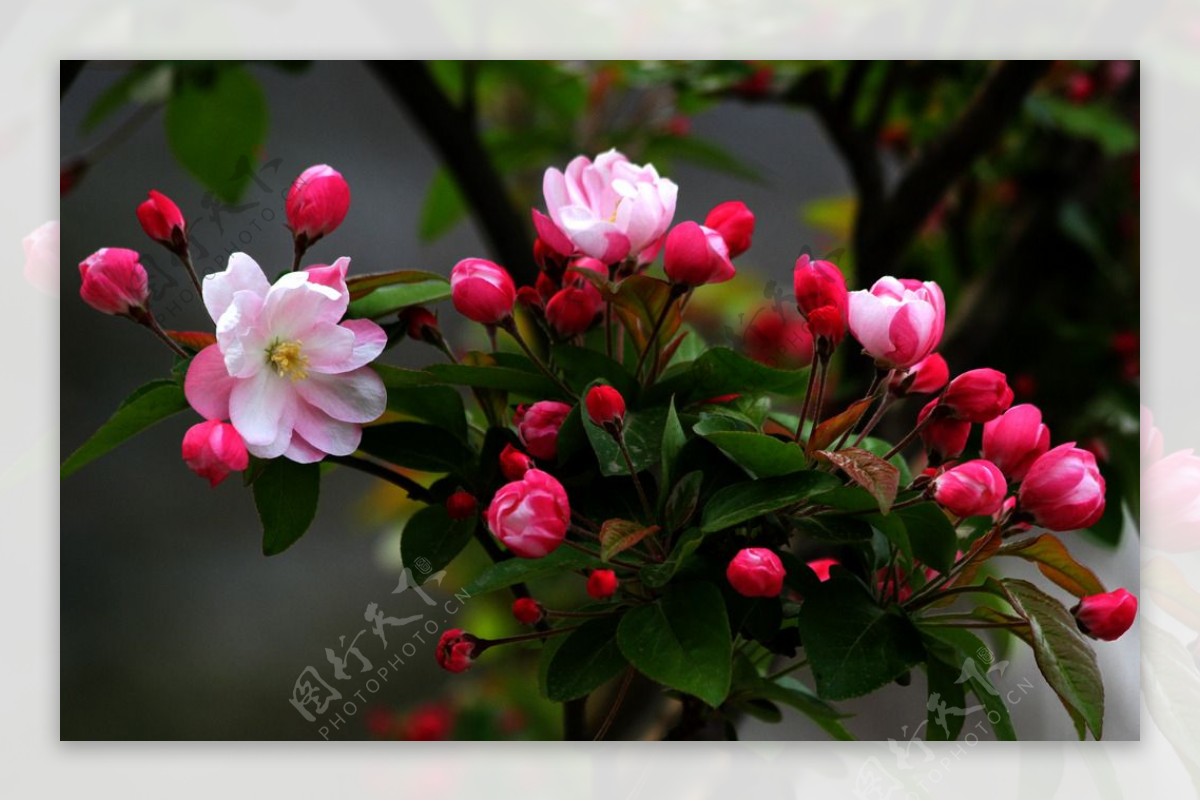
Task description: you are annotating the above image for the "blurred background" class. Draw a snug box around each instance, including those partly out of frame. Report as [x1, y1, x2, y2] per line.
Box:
[60, 60, 1139, 740]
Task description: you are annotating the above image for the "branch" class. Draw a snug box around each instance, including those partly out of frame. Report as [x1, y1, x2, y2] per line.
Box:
[367, 61, 535, 284]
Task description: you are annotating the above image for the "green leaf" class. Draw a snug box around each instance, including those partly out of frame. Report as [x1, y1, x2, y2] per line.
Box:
[384, 383, 468, 444]
[345, 269, 448, 300]
[1028, 95, 1138, 156]
[641, 527, 704, 588]
[254, 459, 320, 556]
[358, 422, 474, 476]
[584, 404, 668, 477]
[895, 503, 959, 575]
[61, 379, 189, 478]
[463, 546, 601, 595]
[165, 67, 267, 203]
[991, 578, 1104, 739]
[346, 279, 452, 319]
[920, 626, 1017, 740]
[616, 582, 732, 707]
[648, 347, 810, 405]
[660, 397, 686, 496]
[797, 572, 925, 700]
[794, 514, 876, 543]
[400, 504, 475, 582]
[818, 447, 900, 514]
[730, 654, 853, 740]
[552, 344, 638, 398]
[418, 169, 467, 242]
[599, 519, 659, 562]
[545, 616, 628, 702]
[702, 430, 810, 478]
[701, 471, 840, 533]
[426, 362, 567, 400]
[663, 470, 703, 532]
[998, 534, 1106, 598]
[922, 641, 968, 741]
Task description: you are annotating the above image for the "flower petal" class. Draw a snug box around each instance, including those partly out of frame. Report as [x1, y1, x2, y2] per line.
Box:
[293, 400, 363, 457]
[294, 366, 386, 424]
[283, 430, 327, 464]
[184, 344, 237, 420]
[216, 290, 269, 379]
[300, 321, 355, 373]
[263, 271, 347, 338]
[229, 369, 297, 447]
[337, 318, 387, 372]
[203, 252, 270, 324]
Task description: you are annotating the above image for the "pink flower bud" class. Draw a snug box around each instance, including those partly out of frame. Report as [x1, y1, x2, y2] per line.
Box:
[450, 258, 517, 324]
[744, 307, 814, 369]
[499, 444, 534, 481]
[545, 285, 602, 336]
[1018, 443, 1106, 531]
[793, 255, 849, 335]
[436, 628, 479, 673]
[982, 404, 1051, 481]
[663, 221, 735, 286]
[511, 597, 544, 625]
[517, 400, 572, 461]
[918, 399, 971, 463]
[890, 353, 949, 397]
[587, 569, 619, 599]
[1072, 589, 1137, 641]
[806, 557, 839, 583]
[726, 547, 786, 598]
[286, 164, 350, 242]
[181, 420, 249, 487]
[585, 385, 626, 428]
[942, 368, 1015, 423]
[704, 200, 755, 258]
[446, 490, 478, 521]
[486, 468, 570, 558]
[78, 247, 150, 315]
[933, 459, 1008, 518]
[847, 277, 945, 368]
[136, 189, 187, 249]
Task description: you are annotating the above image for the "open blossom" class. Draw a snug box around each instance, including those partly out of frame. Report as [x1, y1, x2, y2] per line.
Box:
[181, 420, 249, 486]
[1018, 443, 1106, 531]
[1142, 448, 1200, 552]
[848, 277, 945, 368]
[982, 404, 1050, 481]
[539, 149, 678, 264]
[184, 253, 387, 463]
[663, 221, 735, 286]
[486, 469, 570, 558]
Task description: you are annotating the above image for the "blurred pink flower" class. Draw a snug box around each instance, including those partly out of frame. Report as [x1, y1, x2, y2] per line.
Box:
[1143, 448, 1200, 552]
[23, 220, 59, 296]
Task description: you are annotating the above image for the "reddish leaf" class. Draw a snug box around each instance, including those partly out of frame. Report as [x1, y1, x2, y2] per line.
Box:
[166, 330, 217, 351]
[818, 447, 900, 514]
[599, 519, 661, 562]
[806, 398, 872, 457]
[999, 534, 1106, 598]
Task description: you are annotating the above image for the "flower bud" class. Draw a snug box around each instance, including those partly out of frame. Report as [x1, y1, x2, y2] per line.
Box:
[450, 258, 517, 324]
[136, 189, 187, 250]
[585, 385, 626, 428]
[1072, 589, 1137, 641]
[932, 459, 1008, 518]
[511, 597, 544, 625]
[545, 285, 602, 336]
[436, 628, 479, 673]
[793, 254, 848, 320]
[587, 569, 619, 599]
[726, 547, 786, 598]
[744, 307, 814, 369]
[663, 221, 735, 286]
[942, 368, 1014, 423]
[446, 490, 478, 521]
[847, 277, 944, 368]
[517, 400, 572, 461]
[498, 444, 534, 481]
[181, 420, 249, 487]
[806, 305, 845, 345]
[918, 399, 971, 463]
[704, 200, 755, 258]
[286, 164, 351, 242]
[981, 404, 1051, 481]
[78, 247, 150, 315]
[533, 236, 568, 273]
[890, 353, 949, 397]
[806, 557, 839, 583]
[401, 306, 440, 343]
[1018, 443, 1106, 531]
[486, 469, 570, 558]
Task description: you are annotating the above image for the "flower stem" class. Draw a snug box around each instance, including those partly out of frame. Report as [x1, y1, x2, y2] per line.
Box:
[904, 583, 1001, 613]
[178, 247, 203, 296]
[765, 658, 809, 682]
[326, 454, 434, 503]
[882, 411, 937, 460]
[633, 285, 683, 382]
[499, 318, 577, 399]
[616, 430, 655, 523]
[480, 624, 584, 649]
[562, 538, 640, 570]
[794, 360, 821, 443]
[133, 310, 189, 359]
[804, 355, 830, 455]
[594, 666, 636, 741]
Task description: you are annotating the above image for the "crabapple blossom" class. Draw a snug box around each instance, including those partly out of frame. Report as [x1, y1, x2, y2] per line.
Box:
[663, 221, 735, 286]
[704, 200, 755, 258]
[1018, 443, 1106, 531]
[726, 548, 786, 597]
[78, 248, 149, 315]
[517, 400, 572, 460]
[847, 277, 945, 368]
[1072, 589, 1138, 641]
[136, 190, 186, 249]
[982, 404, 1051, 481]
[486, 469, 570, 558]
[587, 569, 619, 599]
[933, 459, 1008, 518]
[450, 258, 516, 324]
[286, 164, 350, 242]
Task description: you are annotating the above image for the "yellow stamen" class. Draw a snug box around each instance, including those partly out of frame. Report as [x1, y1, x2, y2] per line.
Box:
[267, 339, 308, 381]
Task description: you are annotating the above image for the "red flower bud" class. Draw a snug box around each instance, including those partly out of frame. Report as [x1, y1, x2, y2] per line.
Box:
[585, 385, 626, 428]
[918, 399, 972, 464]
[1018, 443, 1106, 531]
[446, 490, 478, 521]
[793, 254, 849, 326]
[663, 221, 735, 287]
[586, 569, 619, 599]
[982, 404, 1051, 481]
[545, 285, 602, 337]
[805, 305, 845, 344]
[136, 189, 187, 250]
[511, 597, 544, 625]
[942, 368, 1014, 423]
[78, 247, 150, 316]
[890, 353, 949, 397]
[744, 307, 814, 369]
[402, 306, 440, 341]
[933, 459, 1008, 518]
[1065, 71, 1095, 104]
[517, 400, 572, 461]
[498, 444, 533, 481]
[704, 200, 755, 259]
[1072, 588, 1137, 641]
[435, 628, 479, 673]
[806, 557, 839, 583]
[181, 420, 249, 487]
[726, 547, 786, 598]
[450, 258, 516, 325]
[286, 164, 350, 242]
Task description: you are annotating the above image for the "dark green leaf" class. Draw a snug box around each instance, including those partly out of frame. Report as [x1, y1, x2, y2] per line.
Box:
[795, 514, 876, 543]
[418, 168, 467, 242]
[426, 362, 567, 400]
[61, 379, 189, 478]
[384, 384, 468, 444]
[701, 472, 841, 533]
[648, 347, 811, 405]
[616, 582, 732, 707]
[165, 67, 267, 203]
[346, 279, 452, 319]
[1028, 96, 1138, 156]
[584, 404, 668, 477]
[552, 345, 638, 398]
[919, 626, 1017, 740]
[255, 459, 320, 555]
[702, 430, 810, 478]
[641, 527, 704, 588]
[660, 397, 686, 496]
[463, 546, 601, 595]
[400, 504, 475, 582]
[545, 616, 627, 701]
[346, 269, 448, 300]
[664, 471, 704, 532]
[895, 503, 959, 575]
[730, 653, 853, 740]
[358, 422, 474, 476]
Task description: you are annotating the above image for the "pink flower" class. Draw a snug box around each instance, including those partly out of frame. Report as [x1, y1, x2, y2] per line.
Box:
[181, 420, 249, 486]
[793, 255, 849, 342]
[1141, 405, 1164, 464]
[436, 629, 479, 673]
[136, 189, 187, 249]
[1072, 589, 1138, 641]
[587, 569, 619, 599]
[663, 221, 735, 286]
[540, 149, 678, 264]
[183, 253, 387, 463]
[933, 459, 1008, 518]
[726, 547, 786, 597]
[23, 220, 59, 296]
[585, 385, 626, 428]
[445, 491, 478, 521]
[450, 258, 516, 325]
[744, 307, 814, 369]
[847, 277, 945, 368]
[1142, 448, 1200, 552]
[942, 368, 1014, 423]
[806, 557, 839, 583]
[498, 444, 533, 481]
[486, 468, 570, 558]
[78, 247, 149, 315]
[1018, 443, 1106, 531]
[890, 353, 949, 396]
[517, 400, 572, 461]
[918, 399, 971, 463]
[704, 200, 755, 258]
[982, 404, 1051, 481]
[286, 164, 351, 242]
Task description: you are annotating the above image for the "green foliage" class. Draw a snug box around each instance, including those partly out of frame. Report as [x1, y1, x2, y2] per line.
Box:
[544, 617, 628, 702]
[254, 459, 320, 555]
[400, 504, 476, 582]
[701, 471, 840, 532]
[346, 275, 452, 319]
[61, 379, 189, 478]
[463, 546, 602, 596]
